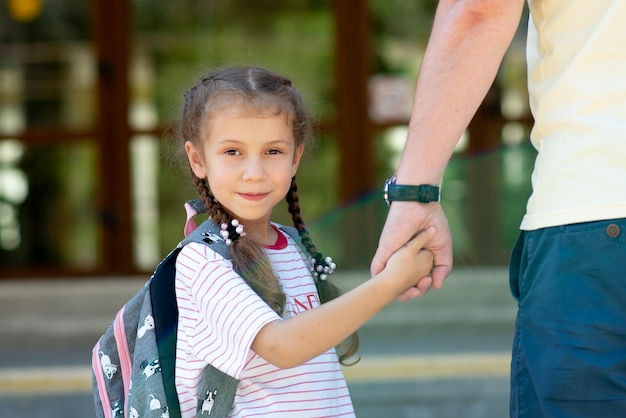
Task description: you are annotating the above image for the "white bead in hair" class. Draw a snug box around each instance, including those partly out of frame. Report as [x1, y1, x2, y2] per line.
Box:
[309, 254, 336, 281]
[220, 219, 246, 247]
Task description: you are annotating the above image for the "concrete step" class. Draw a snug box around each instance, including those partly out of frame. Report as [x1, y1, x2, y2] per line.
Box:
[0, 266, 516, 343]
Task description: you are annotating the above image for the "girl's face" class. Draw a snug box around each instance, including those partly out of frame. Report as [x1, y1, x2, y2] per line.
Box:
[185, 103, 304, 228]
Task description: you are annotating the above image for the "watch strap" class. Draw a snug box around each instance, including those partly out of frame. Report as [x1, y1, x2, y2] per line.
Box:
[388, 184, 440, 203]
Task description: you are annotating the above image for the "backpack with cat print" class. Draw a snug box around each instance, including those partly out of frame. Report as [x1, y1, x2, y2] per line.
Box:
[92, 200, 309, 418]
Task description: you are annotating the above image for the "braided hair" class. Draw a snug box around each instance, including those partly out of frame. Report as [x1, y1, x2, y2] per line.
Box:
[178, 67, 358, 364]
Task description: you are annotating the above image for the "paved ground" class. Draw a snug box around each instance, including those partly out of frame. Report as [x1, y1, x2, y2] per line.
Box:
[0, 266, 517, 417]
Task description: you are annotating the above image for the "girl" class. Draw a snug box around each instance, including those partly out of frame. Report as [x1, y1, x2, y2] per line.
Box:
[175, 66, 434, 417]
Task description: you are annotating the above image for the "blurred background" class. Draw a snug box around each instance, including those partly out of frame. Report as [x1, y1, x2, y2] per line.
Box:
[0, 0, 534, 275]
[0, 0, 532, 416]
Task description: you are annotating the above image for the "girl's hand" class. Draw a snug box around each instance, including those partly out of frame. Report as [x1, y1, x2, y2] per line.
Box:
[378, 227, 435, 298]
[372, 202, 452, 298]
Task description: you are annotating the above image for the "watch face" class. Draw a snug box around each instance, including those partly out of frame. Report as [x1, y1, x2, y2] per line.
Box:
[383, 175, 396, 207]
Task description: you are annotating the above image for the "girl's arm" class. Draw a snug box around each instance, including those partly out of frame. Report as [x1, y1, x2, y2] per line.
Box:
[251, 227, 435, 369]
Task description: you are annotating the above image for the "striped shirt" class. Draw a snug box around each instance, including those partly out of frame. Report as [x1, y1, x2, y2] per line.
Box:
[175, 227, 355, 417]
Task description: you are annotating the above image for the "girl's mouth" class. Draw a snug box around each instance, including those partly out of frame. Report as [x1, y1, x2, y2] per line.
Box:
[239, 193, 268, 201]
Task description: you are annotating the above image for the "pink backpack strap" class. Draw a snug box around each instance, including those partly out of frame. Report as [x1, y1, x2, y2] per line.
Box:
[184, 199, 208, 236]
[184, 201, 199, 236]
[92, 341, 113, 418]
[113, 307, 132, 412]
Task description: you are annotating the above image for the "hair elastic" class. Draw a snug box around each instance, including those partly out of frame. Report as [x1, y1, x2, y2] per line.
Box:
[220, 219, 246, 246]
[309, 253, 336, 281]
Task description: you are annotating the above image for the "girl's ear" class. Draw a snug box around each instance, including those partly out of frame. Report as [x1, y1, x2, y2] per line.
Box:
[185, 141, 207, 179]
[291, 144, 305, 176]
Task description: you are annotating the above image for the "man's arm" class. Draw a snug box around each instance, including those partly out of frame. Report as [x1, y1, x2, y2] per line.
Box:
[371, 0, 526, 294]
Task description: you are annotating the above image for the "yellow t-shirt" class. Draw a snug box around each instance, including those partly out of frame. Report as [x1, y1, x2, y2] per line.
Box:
[521, 0, 626, 230]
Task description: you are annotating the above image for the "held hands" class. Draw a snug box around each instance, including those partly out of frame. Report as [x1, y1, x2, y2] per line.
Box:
[371, 202, 452, 301]
[377, 226, 435, 299]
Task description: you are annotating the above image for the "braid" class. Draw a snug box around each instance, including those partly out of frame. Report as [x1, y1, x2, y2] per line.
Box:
[193, 172, 286, 314]
[286, 178, 317, 254]
[192, 175, 218, 219]
[286, 177, 360, 365]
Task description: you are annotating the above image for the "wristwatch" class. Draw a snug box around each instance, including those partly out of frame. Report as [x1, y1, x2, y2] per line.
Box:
[383, 175, 441, 207]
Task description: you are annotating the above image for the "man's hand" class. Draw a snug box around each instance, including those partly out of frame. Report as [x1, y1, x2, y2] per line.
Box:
[371, 201, 453, 300]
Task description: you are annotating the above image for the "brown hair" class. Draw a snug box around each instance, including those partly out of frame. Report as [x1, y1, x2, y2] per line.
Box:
[178, 67, 358, 364]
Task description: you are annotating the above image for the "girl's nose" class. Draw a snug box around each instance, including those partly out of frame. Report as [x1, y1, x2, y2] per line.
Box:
[242, 158, 266, 181]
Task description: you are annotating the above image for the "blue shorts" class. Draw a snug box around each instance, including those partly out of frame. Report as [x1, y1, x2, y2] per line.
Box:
[509, 218, 626, 418]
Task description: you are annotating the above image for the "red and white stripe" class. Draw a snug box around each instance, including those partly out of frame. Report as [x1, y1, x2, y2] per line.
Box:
[175, 230, 355, 417]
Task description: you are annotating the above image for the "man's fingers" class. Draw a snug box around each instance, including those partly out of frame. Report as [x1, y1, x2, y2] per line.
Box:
[416, 276, 433, 293]
[396, 277, 432, 301]
[431, 264, 452, 290]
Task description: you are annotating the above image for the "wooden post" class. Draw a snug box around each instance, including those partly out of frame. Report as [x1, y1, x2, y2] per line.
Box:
[92, 0, 134, 273]
[333, 0, 374, 200]
[333, 0, 377, 267]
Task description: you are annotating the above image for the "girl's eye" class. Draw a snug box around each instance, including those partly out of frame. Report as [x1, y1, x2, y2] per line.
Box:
[267, 149, 282, 155]
[225, 149, 240, 156]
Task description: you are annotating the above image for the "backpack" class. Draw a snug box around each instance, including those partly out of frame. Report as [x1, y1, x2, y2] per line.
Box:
[92, 200, 307, 418]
